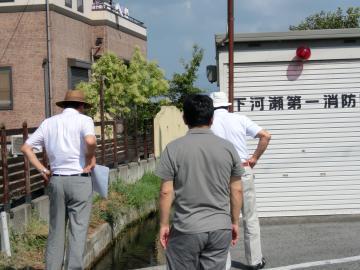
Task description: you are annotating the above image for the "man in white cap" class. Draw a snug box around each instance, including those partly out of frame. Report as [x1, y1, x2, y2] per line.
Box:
[21, 90, 97, 270]
[209, 91, 271, 270]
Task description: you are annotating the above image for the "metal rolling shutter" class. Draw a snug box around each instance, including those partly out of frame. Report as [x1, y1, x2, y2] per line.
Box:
[226, 59, 360, 217]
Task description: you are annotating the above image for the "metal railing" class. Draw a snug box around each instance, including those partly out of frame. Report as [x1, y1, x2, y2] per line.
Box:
[0, 119, 154, 211]
[91, 2, 145, 28]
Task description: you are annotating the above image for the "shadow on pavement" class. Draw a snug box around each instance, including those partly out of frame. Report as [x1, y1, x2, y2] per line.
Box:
[231, 260, 252, 270]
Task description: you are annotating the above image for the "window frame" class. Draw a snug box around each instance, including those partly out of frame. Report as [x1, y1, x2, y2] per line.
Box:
[77, 0, 83, 13]
[67, 59, 91, 90]
[65, 0, 72, 8]
[0, 66, 13, 111]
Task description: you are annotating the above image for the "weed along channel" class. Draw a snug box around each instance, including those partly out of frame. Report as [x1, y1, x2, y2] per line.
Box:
[0, 173, 162, 270]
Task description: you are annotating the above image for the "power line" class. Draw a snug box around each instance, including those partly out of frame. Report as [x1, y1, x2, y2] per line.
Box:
[0, 0, 30, 63]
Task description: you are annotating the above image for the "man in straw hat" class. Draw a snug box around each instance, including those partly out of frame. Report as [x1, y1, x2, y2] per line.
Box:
[21, 90, 96, 270]
[209, 91, 271, 270]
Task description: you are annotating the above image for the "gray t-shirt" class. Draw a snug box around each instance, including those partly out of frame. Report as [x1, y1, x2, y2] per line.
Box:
[156, 128, 244, 234]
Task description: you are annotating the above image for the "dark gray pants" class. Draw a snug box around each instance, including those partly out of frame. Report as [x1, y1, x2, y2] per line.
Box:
[166, 228, 232, 270]
[45, 176, 93, 270]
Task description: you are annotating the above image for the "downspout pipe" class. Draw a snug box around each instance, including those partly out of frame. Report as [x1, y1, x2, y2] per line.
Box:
[45, 0, 52, 117]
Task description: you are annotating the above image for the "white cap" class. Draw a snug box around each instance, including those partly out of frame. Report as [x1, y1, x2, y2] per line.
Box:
[209, 92, 231, 108]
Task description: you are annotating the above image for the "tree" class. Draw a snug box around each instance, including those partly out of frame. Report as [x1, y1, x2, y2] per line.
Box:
[168, 44, 205, 109]
[77, 48, 169, 123]
[289, 7, 360, 30]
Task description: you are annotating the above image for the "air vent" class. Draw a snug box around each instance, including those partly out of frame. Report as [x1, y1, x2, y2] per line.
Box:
[11, 135, 42, 156]
[11, 135, 23, 156]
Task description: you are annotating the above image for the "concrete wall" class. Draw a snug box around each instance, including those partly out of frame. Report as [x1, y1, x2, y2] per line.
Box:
[6, 157, 156, 233]
[153, 106, 188, 157]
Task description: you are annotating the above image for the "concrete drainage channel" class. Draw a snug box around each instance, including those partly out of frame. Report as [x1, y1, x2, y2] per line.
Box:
[84, 200, 158, 269]
[2, 157, 158, 269]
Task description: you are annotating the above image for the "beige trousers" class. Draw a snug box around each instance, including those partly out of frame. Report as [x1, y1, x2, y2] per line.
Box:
[226, 166, 263, 269]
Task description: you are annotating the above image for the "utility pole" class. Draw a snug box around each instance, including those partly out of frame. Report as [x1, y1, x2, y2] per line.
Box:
[227, 0, 234, 112]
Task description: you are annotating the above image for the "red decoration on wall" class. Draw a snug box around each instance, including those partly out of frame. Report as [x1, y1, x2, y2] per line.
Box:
[296, 46, 311, 60]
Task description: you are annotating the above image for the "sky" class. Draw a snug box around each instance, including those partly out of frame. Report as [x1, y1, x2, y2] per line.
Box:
[121, 0, 360, 91]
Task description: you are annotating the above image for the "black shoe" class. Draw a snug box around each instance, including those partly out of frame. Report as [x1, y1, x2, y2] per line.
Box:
[248, 257, 266, 270]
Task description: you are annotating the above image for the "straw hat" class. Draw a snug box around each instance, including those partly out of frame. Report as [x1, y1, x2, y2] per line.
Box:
[56, 90, 91, 108]
[209, 92, 231, 108]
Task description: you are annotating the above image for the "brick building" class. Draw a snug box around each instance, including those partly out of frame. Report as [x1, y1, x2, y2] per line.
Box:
[0, 0, 147, 129]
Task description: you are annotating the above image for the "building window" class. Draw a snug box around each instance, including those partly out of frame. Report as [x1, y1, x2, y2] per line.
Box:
[70, 67, 89, 89]
[68, 59, 91, 90]
[77, 0, 83, 12]
[65, 0, 72, 8]
[0, 67, 13, 110]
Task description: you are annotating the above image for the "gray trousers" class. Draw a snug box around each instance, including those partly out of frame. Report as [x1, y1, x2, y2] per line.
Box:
[166, 228, 232, 270]
[45, 176, 93, 270]
[226, 166, 263, 268]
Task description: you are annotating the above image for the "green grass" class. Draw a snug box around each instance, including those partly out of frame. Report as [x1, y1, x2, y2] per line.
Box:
[111, 172, 161, 208]
[90, 172, 161, 228]
[0, 212, 48, 269]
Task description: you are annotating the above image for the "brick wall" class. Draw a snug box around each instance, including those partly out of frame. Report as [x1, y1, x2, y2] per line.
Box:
[0, 12, 47, 129]
[50, 11, 93, 115]
[0, 9, 147, 128]
[105, 26, 147, 61]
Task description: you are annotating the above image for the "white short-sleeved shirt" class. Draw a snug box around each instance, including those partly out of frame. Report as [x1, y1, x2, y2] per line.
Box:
[26, 108, 95, 175]
[211, 109, 262, 161]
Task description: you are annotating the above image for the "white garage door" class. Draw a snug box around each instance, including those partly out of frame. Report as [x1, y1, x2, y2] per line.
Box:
[225, 59, 360, 217]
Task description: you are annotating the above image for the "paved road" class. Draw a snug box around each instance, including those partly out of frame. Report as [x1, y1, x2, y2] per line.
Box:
[136, 215, 360, 270]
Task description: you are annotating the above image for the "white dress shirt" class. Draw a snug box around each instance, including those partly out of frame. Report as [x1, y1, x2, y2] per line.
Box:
[211, 109, 262, 161]
[26, 108, 95, 175]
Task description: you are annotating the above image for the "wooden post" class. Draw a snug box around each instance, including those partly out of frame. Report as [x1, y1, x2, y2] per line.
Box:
[113, 120, 118, 167]
[22, 122, 31, 203]
[151, 118, 155, 156]
[134, 118, 138, 161]
[100, 77, 105, 165]
[0, 125, 10, 212]
[124, 119, 129, 162]
[143, 119, 148, 159]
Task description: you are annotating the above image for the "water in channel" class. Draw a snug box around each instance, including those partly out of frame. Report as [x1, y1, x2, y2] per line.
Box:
[92, 212, 165, 270]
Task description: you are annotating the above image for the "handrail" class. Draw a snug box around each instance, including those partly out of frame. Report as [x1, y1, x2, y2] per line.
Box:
[91, 2, 146, 28]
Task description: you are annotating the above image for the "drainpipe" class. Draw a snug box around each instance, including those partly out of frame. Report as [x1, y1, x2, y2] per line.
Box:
[227, 0, 234, 112]
[45, 0, 52, 117]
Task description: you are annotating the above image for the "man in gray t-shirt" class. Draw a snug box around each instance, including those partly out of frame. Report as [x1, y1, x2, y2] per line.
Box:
[156, 95, 244, 270]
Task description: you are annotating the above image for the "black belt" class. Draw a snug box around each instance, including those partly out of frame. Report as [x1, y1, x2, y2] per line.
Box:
[52, 173, 91, 177]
